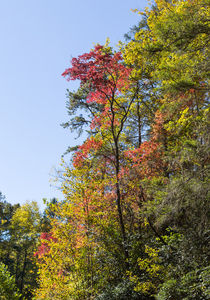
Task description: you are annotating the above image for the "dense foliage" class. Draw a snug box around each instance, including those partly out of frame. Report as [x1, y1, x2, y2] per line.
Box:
[0, 262, 21, 299]
[35, 1, 209, 299]
[1, 0, 209, 299]
[0, 193, 53, 299]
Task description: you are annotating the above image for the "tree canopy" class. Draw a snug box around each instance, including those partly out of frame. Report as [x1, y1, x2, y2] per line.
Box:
[1, 0, 209, 299]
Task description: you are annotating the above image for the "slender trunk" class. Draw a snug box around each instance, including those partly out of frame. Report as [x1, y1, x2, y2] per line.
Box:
[114, 139, 129, 262]
[15, 249, 20, 285]
[163, 130, 170, 178]
[137, 101, 142, 147]
[20, 248, 27, 295]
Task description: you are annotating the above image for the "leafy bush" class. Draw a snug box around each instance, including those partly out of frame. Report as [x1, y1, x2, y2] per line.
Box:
[157, 267, 210, 300]
[0, 262, 21, 300]
[95, 279, 151, 300]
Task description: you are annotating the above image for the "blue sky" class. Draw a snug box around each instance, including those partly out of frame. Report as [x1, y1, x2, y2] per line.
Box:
[0, 0, 147, 210]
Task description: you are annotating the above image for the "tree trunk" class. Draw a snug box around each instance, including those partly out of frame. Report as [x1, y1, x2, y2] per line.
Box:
[20, 248, 27, 296]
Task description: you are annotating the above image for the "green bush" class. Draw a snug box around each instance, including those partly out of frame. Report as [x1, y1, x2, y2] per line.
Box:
[157, 267, 210, 300]
[95, 279, 153, 300]
[0, 262, 21, 300]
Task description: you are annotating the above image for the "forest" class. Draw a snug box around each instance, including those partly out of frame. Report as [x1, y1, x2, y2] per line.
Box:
[0, 0, 209, 299]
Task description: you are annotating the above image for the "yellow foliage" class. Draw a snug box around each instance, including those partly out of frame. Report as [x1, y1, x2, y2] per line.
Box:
[128, 245, 165, 295]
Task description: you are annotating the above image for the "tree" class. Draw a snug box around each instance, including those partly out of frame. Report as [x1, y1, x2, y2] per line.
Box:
[0, 193, 20, 283]
[10, 201, 41, 298]
[35, 1, 210, 298]
[124, 0, 210, 297]
[62, 44, 141, 261]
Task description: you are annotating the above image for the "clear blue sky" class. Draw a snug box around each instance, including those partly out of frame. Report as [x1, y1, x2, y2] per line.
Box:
[0, 0, 147, 210]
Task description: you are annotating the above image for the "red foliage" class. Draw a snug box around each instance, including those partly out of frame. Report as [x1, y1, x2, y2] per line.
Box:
[152, 111, 165, 141]
[73, 137, 103, 167]
[125, 141, 164, 178]
[125, 111, 167, 178]
[62, 45, 130, 92]
[62, 45, 131, 105]
[63, 45, 132, 168]
[34, 232, 57, 258]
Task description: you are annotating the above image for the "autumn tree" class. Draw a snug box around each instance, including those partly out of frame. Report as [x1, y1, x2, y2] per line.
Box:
[35, 0, 210, 299]
[124, 0, 210, 297]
